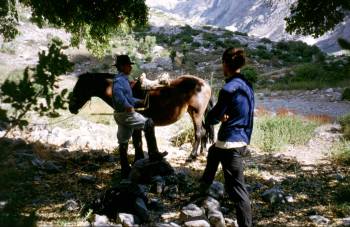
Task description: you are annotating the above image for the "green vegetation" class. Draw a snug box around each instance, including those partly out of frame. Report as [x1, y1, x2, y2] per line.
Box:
[342, 88, 350, 101]
[285, 0, 349, 37]
[241, 65, 258, 84]
[1, 0, 148, 54]
[332, 139, 350, 165]
[332, 113, 350, 164]
[339, 114, 350, 140]
[251, 115, 319, 152]
[0, 38, 73, 136]
[263, 58, 350, 90]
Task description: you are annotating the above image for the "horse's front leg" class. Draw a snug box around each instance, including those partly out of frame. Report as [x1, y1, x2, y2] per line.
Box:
[132, 129, 144, 162]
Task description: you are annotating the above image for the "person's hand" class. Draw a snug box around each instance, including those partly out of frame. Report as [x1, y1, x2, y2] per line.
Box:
[125, 107, 134, 113]
[220, 114, 229, 122]
[138, 99, 145, 105]
[130, 80, 136, 88]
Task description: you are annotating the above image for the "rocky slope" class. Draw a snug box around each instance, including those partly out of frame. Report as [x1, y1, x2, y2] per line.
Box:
[146, 0, 350, 53]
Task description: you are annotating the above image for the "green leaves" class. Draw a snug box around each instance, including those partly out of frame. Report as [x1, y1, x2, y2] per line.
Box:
[1, 0, 149, 55]
[285, 0, 350, 37]
[0, 38, 73, 134]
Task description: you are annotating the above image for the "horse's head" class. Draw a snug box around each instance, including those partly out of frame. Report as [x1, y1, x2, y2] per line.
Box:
[69, 75, 91, 114]
[69, 73, 114, 114]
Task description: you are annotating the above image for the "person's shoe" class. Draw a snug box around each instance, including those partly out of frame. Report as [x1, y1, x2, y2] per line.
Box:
[149, 151, 168, 161]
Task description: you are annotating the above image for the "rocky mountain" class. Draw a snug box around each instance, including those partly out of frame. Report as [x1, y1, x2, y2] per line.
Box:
[146, 0, 350, 53]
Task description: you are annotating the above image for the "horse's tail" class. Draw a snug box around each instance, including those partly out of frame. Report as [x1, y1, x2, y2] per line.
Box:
[203, 96, 215, 144]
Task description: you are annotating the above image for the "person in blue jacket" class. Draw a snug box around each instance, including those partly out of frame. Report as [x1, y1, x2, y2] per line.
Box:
[112, 55, 167, 178]
[200, 48, 254, 227]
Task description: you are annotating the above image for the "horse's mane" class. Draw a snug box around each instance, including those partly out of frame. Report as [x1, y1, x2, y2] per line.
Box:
[77, 72, 114, 80]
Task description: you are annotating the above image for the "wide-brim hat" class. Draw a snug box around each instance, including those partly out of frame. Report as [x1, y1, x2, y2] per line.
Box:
[112, 55, 135, 67]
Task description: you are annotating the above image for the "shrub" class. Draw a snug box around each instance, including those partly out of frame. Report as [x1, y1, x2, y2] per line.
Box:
[342, 88, 350, 101]
[332, 139, 350, 165]
[223, 39, 241, 48]
[273, 40, 324, 63]
[241, 65, 258, 84]
[233, 31, 248, 36]
[171, 124, 194, 146]
[292, 63, 327, 81]
[202, 32, 218, 42]
[339, 114, 350, 139]
[251, 115, 319, 152]
[260, 37, 272, 43]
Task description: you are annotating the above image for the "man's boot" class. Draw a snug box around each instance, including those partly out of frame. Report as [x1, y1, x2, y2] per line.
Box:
[144, 119, 168, 161]
[132, 129, 145, 163]
[118, 143, 131, 178]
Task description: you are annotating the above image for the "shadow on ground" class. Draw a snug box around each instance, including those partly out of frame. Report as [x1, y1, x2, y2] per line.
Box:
[0, 137, 349, 226]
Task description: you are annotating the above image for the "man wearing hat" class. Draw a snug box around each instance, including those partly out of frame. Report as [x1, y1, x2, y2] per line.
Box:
[112, 55, 167, 178]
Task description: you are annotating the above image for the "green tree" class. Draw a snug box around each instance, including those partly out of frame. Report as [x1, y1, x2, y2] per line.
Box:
[0, 0, 148, 53]
[284, 0, 350, 38]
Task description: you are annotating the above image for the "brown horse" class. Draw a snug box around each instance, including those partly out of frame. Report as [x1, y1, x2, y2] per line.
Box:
[68, 73, 214, 160]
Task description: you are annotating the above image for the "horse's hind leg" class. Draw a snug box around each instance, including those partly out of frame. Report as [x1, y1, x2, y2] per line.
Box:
[187, 109, 204, 161]
[132, 129, 144, 162]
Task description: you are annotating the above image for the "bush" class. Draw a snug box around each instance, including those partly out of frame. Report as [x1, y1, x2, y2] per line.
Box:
[202, 32, 218, 42]
[292, 63, 327, 81]
[251, 115, 319, 152]
[223, 39, 241, 48]
[332, 139, 350, 165]
[241, 65, 258, 84]
[342, 88, 350, 101]
[233, 31, 248, 36]
[272, 40, 324, 64]
[339, 114, 350, 139]
[260, 37, 272, 43]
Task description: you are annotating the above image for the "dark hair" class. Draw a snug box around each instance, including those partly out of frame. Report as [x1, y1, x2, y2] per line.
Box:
[222, 48, 245, 72]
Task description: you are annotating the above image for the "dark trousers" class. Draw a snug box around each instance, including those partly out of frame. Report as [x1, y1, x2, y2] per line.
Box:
[201, 144, 252, 227]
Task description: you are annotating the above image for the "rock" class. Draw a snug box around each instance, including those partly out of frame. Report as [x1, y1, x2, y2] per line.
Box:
[79, 175, 97, 183]
[325, 88, 334, 93]
[208, 210, 225, 227]
[161, 212, 180, 222]
[43, 160, 63, 173]
[64, 199, 79, 211]
[180, 204, 205, 221]
[208, 181, 225, 199]
[337, 217, 350, 226]
[184, 220, 210, 227]
[163, 184, 179, 199]
[225, 218, 238, 227]
[130, 159, 174, 184]
[150, 176, 165, 194]
[93, 214, 111, 226]
[155, 222, 181, 227]
[261, 187, 286, 204]
[148, 198, 164, 211]
[309, 215, 330, 225]
[0, 201, 8, 210]
[116, 213, 140, 227]
[202, 196, 220, 211]
[285, 195, 294, 203]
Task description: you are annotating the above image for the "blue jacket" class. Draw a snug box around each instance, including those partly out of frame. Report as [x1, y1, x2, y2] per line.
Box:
[206, 74, 254, 144]
[112, 72, 141, 112]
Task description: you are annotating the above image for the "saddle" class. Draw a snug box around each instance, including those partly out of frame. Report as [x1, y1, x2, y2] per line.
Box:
[139, 72, 170, 90]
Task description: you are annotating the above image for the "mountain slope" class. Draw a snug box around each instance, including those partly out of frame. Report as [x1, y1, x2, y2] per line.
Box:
[146, 0, 349, 53]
